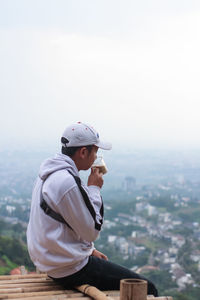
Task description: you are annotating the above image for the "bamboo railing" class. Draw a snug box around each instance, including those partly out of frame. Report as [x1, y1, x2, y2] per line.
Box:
[0, 273, 173, 300]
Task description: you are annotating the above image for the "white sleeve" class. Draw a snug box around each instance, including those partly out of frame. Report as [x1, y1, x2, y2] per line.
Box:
[56, 184, 104, 242]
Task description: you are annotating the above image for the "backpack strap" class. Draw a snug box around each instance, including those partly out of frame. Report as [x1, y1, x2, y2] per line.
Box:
[40, 170, 104, 231]
[40, 198, 73, 229]
[68, 171, 104, 231]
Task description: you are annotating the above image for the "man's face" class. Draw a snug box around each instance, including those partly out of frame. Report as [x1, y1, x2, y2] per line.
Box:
[83, 145, 98, 170]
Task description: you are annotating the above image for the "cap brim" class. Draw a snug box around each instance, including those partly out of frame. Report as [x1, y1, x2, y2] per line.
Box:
[95, 141, 112, 150]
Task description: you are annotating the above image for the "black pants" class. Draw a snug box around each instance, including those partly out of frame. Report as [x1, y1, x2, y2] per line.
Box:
[51, 256, 158, 296]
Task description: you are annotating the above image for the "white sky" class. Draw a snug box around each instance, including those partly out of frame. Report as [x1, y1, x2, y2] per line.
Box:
[1, 0, 200, 150]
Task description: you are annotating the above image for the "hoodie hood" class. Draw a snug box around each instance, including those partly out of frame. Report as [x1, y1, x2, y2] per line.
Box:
[39, 153, 79, 181]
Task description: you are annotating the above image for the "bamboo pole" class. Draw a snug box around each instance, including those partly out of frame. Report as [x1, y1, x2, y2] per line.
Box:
[0, 278, 53, 285]
[104, 291, 121, 297]
[14, 296, 93, 300]
[147, 298, 173, 300]
[0, 285, 64, 294]
[0, 282, 58, 289]
[120, 279, 147, 300]
[0, 290, 75, 299]
[0, 274, 47, 280]
[76, 284, 115, 300]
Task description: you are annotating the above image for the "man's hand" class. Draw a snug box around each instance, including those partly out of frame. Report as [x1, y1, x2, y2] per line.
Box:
[87, 168, 104, 188]
[91, 249, 108, 260]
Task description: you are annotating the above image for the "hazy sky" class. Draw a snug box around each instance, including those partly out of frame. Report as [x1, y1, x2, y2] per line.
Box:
[1, 0, 200, 151]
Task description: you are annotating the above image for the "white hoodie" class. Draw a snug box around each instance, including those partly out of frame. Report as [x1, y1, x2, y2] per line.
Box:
[27, 153, 103, 278]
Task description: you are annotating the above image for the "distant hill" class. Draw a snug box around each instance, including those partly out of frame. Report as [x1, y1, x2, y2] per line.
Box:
[0, 219, 34, 275]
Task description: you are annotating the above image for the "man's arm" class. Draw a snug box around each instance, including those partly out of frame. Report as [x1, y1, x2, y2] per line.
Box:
[56, 170, 104, 242]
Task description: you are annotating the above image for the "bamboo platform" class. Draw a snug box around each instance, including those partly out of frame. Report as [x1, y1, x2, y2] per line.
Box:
[0, 273, 173, 300]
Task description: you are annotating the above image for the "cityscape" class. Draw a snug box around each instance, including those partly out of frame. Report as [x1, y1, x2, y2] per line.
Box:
[0, 148, 200, 299]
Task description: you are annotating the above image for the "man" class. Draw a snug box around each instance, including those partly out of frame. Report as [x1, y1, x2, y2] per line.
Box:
[27, 122, 158, 296]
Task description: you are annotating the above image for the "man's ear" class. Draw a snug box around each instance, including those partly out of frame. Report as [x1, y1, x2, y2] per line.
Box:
[79, 147, 88, 159]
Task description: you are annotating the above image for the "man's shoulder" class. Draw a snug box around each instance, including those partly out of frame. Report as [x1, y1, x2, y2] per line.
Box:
[52, 169, 76, 184]
[45, 169, 77, 195]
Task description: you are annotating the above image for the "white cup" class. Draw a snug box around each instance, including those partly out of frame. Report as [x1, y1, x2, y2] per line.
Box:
[91, 156, 108, 174]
